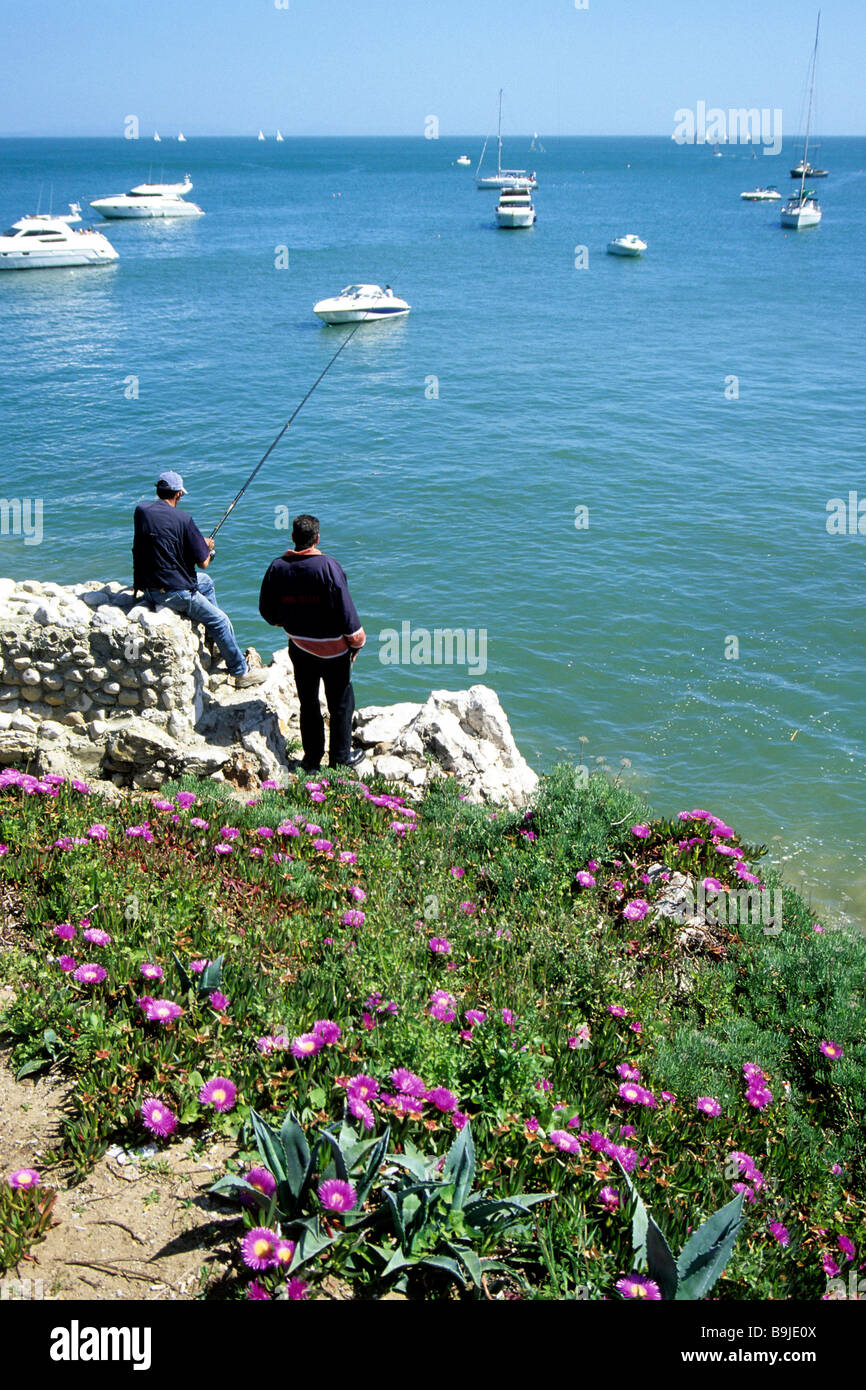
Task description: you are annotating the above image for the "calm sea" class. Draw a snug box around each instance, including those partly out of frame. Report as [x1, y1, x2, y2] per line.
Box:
[1, 136, 864, 925]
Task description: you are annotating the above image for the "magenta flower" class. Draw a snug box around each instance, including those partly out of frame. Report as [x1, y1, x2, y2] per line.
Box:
[342, 910, 365, 928]
[823, 1254, 841, 1278]
[746, 1086, 773, 1110]
[600, 1186, 620, 1211]
[450, 866, 465, 879]
[459, 901, 477, 916]
[502, 1008, 515, 1026]
[549, 1130, 581, 1155]
[241, 1226, 280, 1271]
[349, 1097, 375, 1130]
[465, 1010, 486, 1026]
[8, 1168, 41, 1189]
[214, 843, 233, 856]
[348, 886, 367, 902]
[286, 1277, 310, 1300]
[453, 1110, 468, 1131]
[291, 1033, 322, 1059]
[347, 1074, 379, 1102]
[391, 1068, 426, 1096]
[73, 963, 106, 985]
[820, 1041, 844, 1060]
[275, 1237, 296, 1267]
[312, 1019, 341, 1045]
[339, 851, 357, 864]
[318, 1179, 357, 1213]
[429, 937, 451, 955]
[144, 999, 183, 1024]
[575, 870, 596, 888]
[616, 1274, 661, 1300]
[141, 1098, 177, 1138]
[696, 1097, 722, 1117]
[87, 824, 108, 840]
[209, 991, 229, 1012]
[220, 826, 240, 840]
[631, 825, 651, 839]
[312, 838, 334, 852]
[176, 791, 197, 809]
[190, 959, 208, 973]
[58, 955, 76, 972]
[608, 1004, 627, 1018]
[702, 876, 724, 892]
[617, 1063, 641, 1082]
[53, 923, 75, 940]
[140, 963, 164, 981]
[247, 1281, 270, 1300]
[769, 1222, 790, 1247]
[838, 1235, 856, 1261]
[199, 1077, 237, 1112]
[243, 1167, 277, 1202]
[426, 1086, 457, 1113]
[622, 900, 649, 922]
[83, 927, 111, 947]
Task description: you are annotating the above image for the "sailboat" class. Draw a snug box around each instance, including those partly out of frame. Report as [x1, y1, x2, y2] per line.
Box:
[153, 131, 161, 143]
[178, 132, 187, 142]
[257, 130, 265, 141]
[781, 14, 822, 229]
[276, 130, 284, 142]
[475, 90, 537, 190]
[529, 132, 546, 153]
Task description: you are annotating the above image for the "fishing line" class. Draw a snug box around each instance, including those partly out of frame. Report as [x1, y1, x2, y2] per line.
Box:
[207, 313, 370, 540]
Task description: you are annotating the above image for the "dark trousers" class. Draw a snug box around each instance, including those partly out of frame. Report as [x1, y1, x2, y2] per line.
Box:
[288, 642, 355, 768]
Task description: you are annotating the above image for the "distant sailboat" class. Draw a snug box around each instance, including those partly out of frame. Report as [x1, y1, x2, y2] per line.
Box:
[178, 132, 187, 142]
[257, 130, 265, 141]
[276, 130, 284, 142]
[154, 131, 161, 143]
[781, 13, 823, 229]
[476, 90, 537, 190]
[529, 132, 546, 153]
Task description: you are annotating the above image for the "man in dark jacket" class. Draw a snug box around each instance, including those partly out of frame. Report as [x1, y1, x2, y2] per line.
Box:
[259, 514, 365, 770]
[133, 471, 266, 688]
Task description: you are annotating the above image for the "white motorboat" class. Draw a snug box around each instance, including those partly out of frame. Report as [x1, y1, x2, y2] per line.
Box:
[476, 91, 537, 189]
[495, 184, 536, 228]
[0, 210, 118, 270]
[456, 154, 471, 166]
[740, 186, 782, 200]
[606, 234, 647, 257]
[90, 177, 204, 219]
[781, 15, 823, 230]
[313, 284, 410, 325]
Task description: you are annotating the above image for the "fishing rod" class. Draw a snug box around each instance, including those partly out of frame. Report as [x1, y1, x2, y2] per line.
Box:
[207, 314, 370, 541]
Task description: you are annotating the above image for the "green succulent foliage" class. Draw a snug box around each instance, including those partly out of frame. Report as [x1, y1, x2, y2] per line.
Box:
[616, 1157, 746, 1300]
[375, 1123, 552, 1291]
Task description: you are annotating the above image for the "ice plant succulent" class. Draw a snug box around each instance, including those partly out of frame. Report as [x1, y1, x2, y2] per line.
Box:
[199, 1077, 237, 1112]
[318, 1179, 357, 1213]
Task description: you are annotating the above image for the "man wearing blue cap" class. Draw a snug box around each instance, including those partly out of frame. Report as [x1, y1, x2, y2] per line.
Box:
[133, 472, 266, 688]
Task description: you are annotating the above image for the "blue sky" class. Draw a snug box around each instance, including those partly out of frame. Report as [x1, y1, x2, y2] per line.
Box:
[1, 0, 863, 136]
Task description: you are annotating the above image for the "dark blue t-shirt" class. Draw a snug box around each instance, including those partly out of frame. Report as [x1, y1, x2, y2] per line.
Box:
[259, 551, 362, 655]
[132, 499, 210, 592]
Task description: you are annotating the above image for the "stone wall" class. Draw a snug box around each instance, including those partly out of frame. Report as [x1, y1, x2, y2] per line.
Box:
[0, 578, 538, 807]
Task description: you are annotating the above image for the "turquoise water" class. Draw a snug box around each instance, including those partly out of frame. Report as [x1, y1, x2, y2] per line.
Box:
[1, 136, 865, 924]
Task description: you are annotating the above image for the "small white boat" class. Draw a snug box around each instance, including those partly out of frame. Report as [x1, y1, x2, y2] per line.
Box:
[90, 177, 204, 219]
[257, 130, 265, 141]
[313, 284, 411, 325]
[456, 154, 471, 166]
[0, 210, 118, 270]
[781, 16, 823, 230]
[740, 186, 781, 201]
[178, 132, 186, 142]
[154, 132, 161, 142]
[606, 234, 647, 257]
[495, 184, 536, 228]
[476, 91, 538, 189]
[276, 130, 284, 142]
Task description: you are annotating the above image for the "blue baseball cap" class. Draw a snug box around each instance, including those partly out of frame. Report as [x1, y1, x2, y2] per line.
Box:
[156, 470, 187, 494]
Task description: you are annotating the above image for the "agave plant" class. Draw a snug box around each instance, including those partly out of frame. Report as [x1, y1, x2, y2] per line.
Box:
[372, 1123, 552, 1293]
[616, 1157, 746, 1300]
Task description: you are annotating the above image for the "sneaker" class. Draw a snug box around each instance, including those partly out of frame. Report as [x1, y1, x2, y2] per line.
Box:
[233, 668, 268, 689]
[331, 748, 366, 769]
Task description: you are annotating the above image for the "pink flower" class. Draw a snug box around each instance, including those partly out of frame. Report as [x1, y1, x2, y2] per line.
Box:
[631, 825, 651, 838]
[141, 1098, 177, 1138]
[53, 922, 76, 940]
[209, 991, 229, 1012]
[459, 901, 477, 916]
[769, 1222, 790, 1247]
[291, 1033, 322, 1059]
[820, 1040, 843, 1060]
[199, 1077, 237, 1112]
[87, 824, 108, 840]
[450, 866, 464, 878]
[608, 1005, 627, 1018]
[696, 1097, 722, 1117]
[348, 886, 367, 902]
[426, 1086, 457, 1113]
[342, 910, 365, 928]
[8, 1168, 41, 1190]
[575, 871, 596, 888]
[622, 900, 649, 922]
[313, 1019, 341, 1045]
[73, 963, 106, 985]
[429, 937, 451, 955]
[549, 1130, 581, 1155]
[600, 1186, 620, 1211]
[82, 927, 111, 947]
[58, 955, 76, 972]
[318, 1179, 356, 1213]
[140, 963, 164, 981]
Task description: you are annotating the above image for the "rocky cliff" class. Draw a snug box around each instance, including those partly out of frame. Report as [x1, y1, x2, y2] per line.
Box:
[0, 578, 538, 806]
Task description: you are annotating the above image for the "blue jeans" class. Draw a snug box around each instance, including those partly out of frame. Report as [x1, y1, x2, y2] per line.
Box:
[144, 572, 247, 676]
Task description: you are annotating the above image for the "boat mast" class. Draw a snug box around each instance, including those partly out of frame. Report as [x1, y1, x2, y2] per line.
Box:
[799, 11, 820, 204]
[497, 88, 503, 177]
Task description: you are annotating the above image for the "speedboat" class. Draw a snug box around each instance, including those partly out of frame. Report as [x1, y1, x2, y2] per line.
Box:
[495, 184, 536, 227]
[740, 186, 781, 200]
[456, 154, 471, 166]
[0, 209, 118, 270]
[606, 234, 646, 257]
[90, 177, 204, 219]
[313, 284, 410, 325]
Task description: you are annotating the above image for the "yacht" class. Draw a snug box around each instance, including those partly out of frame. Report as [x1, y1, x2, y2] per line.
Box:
[0, 209, 118, 270]
[740, 186, 782, 200]
[456, 154, 471, 166]
[313, 284, 411, 325]
[154, 132, 161, 142]
[476, 91, 537, 189]
[90, 177, 204, 219]
[790, 160, 827, 178]
[781, 15, 823, 229]
[177, 132, 186, 142]
[606, 234, 647, 257]
[276, 131, 284, 142]
[257, 130, 265, 141]
[495, 184, 536, 228]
